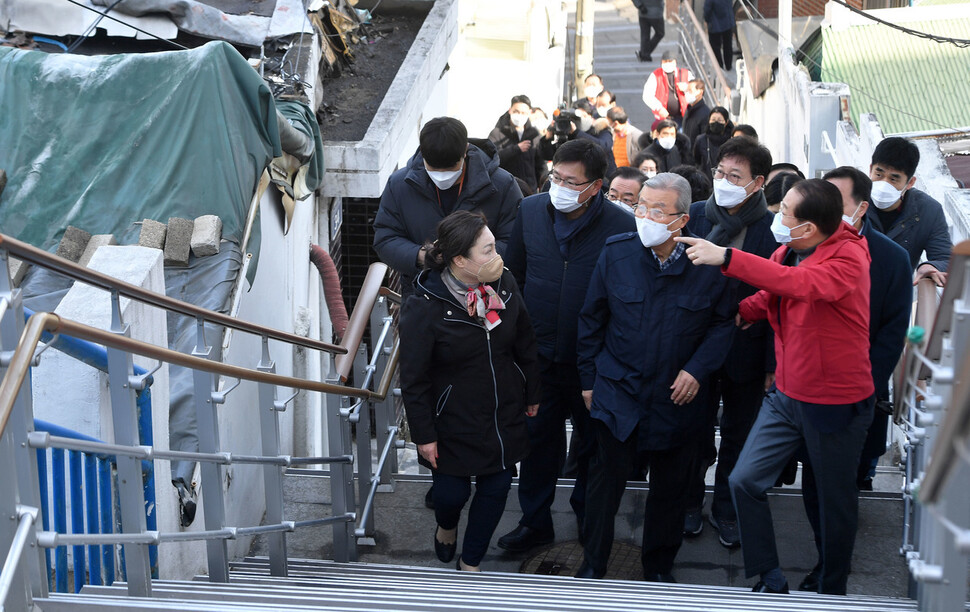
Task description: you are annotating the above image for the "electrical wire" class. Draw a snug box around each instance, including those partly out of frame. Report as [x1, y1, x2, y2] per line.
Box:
[62, 0, 189, 50]
[66, 0, 126, 53]
[735, 0, 970, 136]
[828, 0, 970, 49]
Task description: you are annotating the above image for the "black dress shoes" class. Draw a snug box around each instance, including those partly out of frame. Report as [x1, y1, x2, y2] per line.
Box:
[798, 568, 819, 593]
[574, 562, 605, 579]
[496, 525, 554, 552]
[752, 580, 790, 594]
[433, 526, 456, 563]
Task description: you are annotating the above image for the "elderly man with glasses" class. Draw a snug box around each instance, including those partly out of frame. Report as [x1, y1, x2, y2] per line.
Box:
[574, 173, 735, 580]
[681, 135, 778, 548]
[500, 139, 635, 554]
[606, 166, 648, 213]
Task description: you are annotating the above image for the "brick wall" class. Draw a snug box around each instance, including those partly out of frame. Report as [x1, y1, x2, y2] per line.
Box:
[754, 0, 863, 18]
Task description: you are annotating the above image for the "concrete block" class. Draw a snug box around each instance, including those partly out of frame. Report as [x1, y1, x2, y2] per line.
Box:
[55, 226, 92, 262]
[163, 217, 193, 266]
[190, 215, 222, 257]
[78, 234, 117, 268]
[7, 257, 28, 287]
[138, 219, 167, 250]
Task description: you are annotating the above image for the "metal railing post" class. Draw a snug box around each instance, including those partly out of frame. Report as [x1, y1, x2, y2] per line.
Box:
[0, 430, 28, 611]
[191, 319, 229, 583]
[325, 365, 354, 562]
[371, 298, 397, 490]
[105, 292, 152, 597]
[256, 338, 288, 577]
[0, 257, 47, 600]
[352, 344, 375, 543]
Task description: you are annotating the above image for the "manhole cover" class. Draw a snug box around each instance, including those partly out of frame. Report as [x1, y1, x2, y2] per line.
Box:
[519, 540, 643, 580]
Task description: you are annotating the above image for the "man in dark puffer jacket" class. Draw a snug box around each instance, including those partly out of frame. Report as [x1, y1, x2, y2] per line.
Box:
[488, 95, 547, 193]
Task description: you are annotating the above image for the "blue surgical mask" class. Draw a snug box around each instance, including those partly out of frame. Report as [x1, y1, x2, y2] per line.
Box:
[770, 212, 810, 244]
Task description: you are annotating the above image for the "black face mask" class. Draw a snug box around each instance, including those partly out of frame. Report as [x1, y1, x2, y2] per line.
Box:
[708, 122, 726, 135]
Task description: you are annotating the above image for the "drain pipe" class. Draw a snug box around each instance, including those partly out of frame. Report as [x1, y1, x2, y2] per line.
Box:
[276, 111, 315, 163]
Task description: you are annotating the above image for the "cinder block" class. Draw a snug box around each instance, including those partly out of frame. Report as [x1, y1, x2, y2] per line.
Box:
[164, 217, 193, 267]
[139, 219, 167, 250]
[190, 215, 222, 257]
[78, 234, 118, 268]
[7, 256, 27, 287]
[55, 226, 92, 263]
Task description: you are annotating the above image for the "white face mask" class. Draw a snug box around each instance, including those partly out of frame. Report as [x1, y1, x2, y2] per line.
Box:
[510, 113, 528, 128]
[770, 212, 810, 245]
[596, 105, 611, 117]
[636, 216, 679, 248]
[658, 136, 676, 150]
[579, 115, 593, 132]
[585, 84, 603, 99]
[842, 201, 864, 226]
[685, 92, 697, 105]
[661, 62, 676, 74]
[549, 181, 593, 213]
[870, 180, 903, 209]
[645, 170, 657, 179]
[426, 160, 463, 190]
[713, 177, 754, 209]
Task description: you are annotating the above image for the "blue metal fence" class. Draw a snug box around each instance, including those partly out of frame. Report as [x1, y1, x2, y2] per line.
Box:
[26, 307, 158, 593]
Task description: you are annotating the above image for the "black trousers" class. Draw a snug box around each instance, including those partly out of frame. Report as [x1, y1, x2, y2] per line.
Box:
[708, 29, 733, 69]
[687, 375, 765, 522]
[638, 14, 665, 58]
[582, 419, 692, 576]
[729, 391, 872, 594]
[433, 468, 514, 567]
[516, 358, 591, 534]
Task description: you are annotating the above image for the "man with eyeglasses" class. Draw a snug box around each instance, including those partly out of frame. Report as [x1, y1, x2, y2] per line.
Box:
[500, 139, 635, 554]
[681, 135, 776, 548]
[574, 173, 735, 580]
[606, 166, 647, 213]
[678, 179, 874, 595]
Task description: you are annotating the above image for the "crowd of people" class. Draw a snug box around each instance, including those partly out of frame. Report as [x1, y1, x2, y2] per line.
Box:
[373, 65, 953, 593]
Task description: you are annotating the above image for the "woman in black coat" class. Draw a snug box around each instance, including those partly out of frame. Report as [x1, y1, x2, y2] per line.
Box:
[399, 210, 541, 572]
[692, 106, 734, 180]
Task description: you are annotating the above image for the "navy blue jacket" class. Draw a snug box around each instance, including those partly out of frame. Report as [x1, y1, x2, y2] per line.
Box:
[687, 197, 777, 383]
[868, 188, 952, 273]
[577, 231, 736, 450]
[505, 191, 635, 364]
[704, 0, 735, 33]
[373, 145, 523, 295]
[859, 217, 912, 400]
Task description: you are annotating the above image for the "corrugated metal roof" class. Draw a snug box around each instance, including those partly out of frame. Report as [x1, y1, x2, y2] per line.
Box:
[819, 19, 970, 134]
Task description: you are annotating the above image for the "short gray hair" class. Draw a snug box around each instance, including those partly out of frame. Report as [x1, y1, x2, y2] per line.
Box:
[643, 172, 692, 214]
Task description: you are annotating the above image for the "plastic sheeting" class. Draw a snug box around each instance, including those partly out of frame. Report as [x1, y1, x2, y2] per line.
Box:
[0, 41, 281, 266]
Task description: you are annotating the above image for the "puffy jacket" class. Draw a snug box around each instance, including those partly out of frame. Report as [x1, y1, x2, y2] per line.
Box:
[726, 222, 874, 405]
[373, 145, 523, 296]
[868, 187, 952, 273]
[576, 230, 736, 450]
[687, 196, 776, 383]
[505, 191, 636, 363]
[399, 269, 540, 477]
[704, 0, 735, 33]
[488, 113, 546, 191]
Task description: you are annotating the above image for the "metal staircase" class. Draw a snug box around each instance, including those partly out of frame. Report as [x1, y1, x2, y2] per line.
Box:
[30, 556, 920, 612]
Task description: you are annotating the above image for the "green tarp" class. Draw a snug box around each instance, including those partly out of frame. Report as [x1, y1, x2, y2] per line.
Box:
[0, 41, 282, 270]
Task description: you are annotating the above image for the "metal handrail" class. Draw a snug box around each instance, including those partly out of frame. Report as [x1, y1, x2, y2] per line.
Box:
[0, 505, 38, 609]
[0, 233, 346, 356]
[333, 263, 389, 382]
[676, 1, 733, 110]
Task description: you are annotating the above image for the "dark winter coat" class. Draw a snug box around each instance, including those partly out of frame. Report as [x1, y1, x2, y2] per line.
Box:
[693, 130, 731, 179]
[687, 196, 777, 382]
[644, 139, 683, 172]
[488, 114, 546, 192]
[682, 100, 711, 145]
[505, 191, 636, 364]
[868, 187, 952, 273]
[373, 145, 523, 296]
[704, 0, 735, 33]
[577, 229, 736, 450]
[399, 269, 541, 477]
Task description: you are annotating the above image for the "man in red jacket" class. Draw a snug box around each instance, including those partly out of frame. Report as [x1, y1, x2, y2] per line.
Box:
[675, 179, 874, 596]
